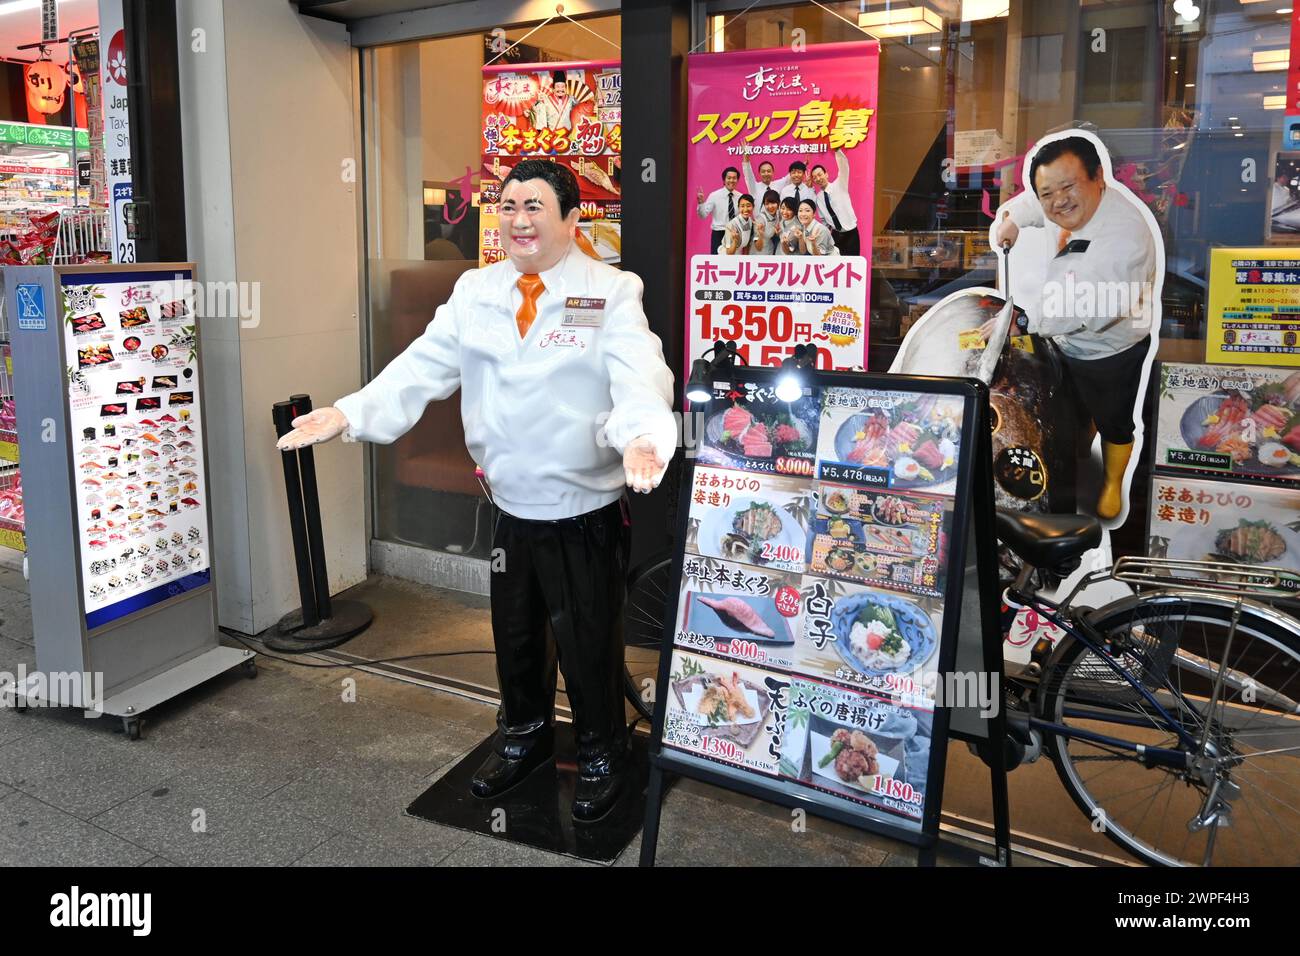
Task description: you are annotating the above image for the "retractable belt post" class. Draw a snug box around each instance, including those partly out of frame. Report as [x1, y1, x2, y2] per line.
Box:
[268, 395, 373, 652]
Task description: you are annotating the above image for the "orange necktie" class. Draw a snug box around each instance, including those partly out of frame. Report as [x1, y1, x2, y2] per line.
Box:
[516, 273, 544, 338]
[1056, 228, 1073, 254]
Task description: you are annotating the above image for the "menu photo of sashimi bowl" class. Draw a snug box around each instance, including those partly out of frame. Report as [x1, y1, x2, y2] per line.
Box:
[817, 388, 965, 493]
[661, 651, 787, 775]
[697, 385, 821, 477]
[687, 467, 813, 573]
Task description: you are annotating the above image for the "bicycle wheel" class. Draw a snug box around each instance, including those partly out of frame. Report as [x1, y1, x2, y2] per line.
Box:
[623, 556, 672, 721]
[1039, 593, 1300, 867]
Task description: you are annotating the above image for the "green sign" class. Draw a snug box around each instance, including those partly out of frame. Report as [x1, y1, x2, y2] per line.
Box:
[0, 122, 90, 150]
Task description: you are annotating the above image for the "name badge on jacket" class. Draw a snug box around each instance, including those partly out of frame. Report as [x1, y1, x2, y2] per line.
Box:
[563, 296, 605, 327]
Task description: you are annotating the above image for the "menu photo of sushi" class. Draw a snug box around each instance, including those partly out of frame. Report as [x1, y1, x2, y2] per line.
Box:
[686, 466, 813, 573]
[71, 312, 108, 335]
[168, 391, 194, 407]
[77, 344, 116, 369]
[798, 575, 942, 701]
[696, 381, 821, 478]
[817, 387, 964, 494]
[674, 555, 803, 670]
[661, 650, 789, 777]
[160, 300, 191, 321]
[780, 676, 932, 823]
[119, 307, 152, 329]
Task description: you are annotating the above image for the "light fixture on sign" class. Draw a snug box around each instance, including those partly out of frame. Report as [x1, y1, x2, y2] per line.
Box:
[1253, 48, 1289, 71]
[423, 187, 446, 206]
[858, 5, 944, 37]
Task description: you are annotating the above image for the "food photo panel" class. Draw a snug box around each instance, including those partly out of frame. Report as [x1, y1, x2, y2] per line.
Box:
[695, 379, 821, 478]
[1155, 362, 1300, 483]
[780, 676, 933, 826]
[673, 555, 803, 671]
[660, 650, 790, 777]
[685, 465, 813, 573]
[816, 386, 965, 496]
[798, 575, 943, 705]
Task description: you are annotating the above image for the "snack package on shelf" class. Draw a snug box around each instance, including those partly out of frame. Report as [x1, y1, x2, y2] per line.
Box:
[0, 211, 60, 265]
[0, 468, 23, 532]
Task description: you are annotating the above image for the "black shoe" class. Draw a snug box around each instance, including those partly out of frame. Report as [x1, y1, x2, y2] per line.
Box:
[470, 731, 555, 799]
[573, 765, 625, 822]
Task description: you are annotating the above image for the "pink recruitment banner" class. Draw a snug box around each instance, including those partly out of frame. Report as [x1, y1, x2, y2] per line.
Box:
[685, 41, 879, 376]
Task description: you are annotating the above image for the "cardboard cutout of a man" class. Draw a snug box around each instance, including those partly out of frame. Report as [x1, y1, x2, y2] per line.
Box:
[277, 159, 677, 822]
[981, 132, 1160, 522]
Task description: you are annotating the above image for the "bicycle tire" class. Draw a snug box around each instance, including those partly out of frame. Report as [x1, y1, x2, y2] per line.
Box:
[622, 555, 672, 721]
[1038, 592, 1300, 867]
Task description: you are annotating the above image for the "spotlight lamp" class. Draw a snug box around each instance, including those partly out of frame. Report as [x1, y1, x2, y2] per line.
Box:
[775, 344, 817, 402]
[685, 340, 744, 404]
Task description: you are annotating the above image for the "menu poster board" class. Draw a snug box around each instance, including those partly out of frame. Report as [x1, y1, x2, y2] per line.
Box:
[652, 368, 981, 842]
[1149, 475, 1300, 595]
[1206, 248, 1300, 366]
[479, 60, 621, 267]
[60, 271, 210, 629]
[684, 41, 879, 374]
[1155, 362, 1300, 482]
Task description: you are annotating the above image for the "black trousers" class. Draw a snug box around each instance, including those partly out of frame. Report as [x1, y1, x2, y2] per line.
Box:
[710, 229, 725, 254]
[1060, 335, 1152, 445]
[832, 226, 860, 257]
[490, 498, 630, 772]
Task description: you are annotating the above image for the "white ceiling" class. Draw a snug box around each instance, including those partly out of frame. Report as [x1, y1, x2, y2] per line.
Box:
[0, 0, 100, 63]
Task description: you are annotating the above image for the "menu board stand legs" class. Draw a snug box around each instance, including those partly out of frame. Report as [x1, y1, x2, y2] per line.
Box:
[638, 763, 667, 867]
[970, 397, 1013, 867]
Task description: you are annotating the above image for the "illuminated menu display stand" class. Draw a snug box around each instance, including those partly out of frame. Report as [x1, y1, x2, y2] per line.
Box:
[640, 367, 1009, 866]
[2, 264, 253, 739]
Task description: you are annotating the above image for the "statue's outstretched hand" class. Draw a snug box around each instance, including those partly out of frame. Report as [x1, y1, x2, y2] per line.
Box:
[623, 435, 667, 494]
[275, 406, 350, 451]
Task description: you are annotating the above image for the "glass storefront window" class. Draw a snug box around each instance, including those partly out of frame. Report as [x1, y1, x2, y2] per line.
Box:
[359, 15, 620, 559]
[699, 0, 1300, 551]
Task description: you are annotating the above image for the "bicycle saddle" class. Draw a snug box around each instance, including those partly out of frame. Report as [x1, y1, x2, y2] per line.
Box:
[995, 508, 1102, 570]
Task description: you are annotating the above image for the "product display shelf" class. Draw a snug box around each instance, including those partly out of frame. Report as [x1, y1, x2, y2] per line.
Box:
[0, 315, 23, 554]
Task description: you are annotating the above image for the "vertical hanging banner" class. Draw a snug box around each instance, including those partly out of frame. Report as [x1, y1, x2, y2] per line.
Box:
[99, 0, 133, 263]
[685, 42, 878, 374]
[479, 59, 622, 267]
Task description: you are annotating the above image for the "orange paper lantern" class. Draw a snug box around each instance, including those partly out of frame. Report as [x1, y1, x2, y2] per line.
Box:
[24, 61, 68, 115]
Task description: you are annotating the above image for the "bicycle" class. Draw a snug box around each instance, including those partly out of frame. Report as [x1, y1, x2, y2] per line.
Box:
[992, 507, 1300, 867]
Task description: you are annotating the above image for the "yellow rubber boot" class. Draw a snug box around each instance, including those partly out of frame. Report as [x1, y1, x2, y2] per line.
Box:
[1096, 440, 1134, 521]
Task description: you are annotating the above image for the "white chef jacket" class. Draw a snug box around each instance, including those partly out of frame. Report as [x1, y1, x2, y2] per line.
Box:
[1004, 186, 1157, 360]
[697, 186, 742, 230]
[334, 243, 677, 521]
[814, 150, 858, 232]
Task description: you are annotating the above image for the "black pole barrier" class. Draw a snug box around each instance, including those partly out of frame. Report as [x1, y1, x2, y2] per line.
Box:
[272, 400, 320, 629]
[288, 393, 333, 621]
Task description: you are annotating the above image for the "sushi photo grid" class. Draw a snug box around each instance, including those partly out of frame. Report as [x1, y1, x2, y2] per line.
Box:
[661, 379, 967, 829]
[61, 276, 209, 620]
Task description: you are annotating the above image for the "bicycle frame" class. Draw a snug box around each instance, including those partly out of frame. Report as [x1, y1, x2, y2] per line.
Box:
[1002, 584, 1201, 771]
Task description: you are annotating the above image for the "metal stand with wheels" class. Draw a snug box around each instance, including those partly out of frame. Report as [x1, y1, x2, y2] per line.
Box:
[268, 394, 372, 652]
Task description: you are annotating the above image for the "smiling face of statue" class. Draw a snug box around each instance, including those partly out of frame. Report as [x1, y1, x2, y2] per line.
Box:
[499, 178, 578, 273]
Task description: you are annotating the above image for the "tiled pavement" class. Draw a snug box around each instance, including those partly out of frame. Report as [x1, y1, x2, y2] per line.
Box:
[0, 566, 1028, 867]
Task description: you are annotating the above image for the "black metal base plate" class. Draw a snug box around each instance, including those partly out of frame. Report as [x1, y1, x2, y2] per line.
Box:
[265, 599, 374, 653]
[406, 723, 648, 864]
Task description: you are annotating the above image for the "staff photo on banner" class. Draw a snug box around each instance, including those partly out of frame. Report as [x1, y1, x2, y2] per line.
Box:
[892, 128, 1164, 596]
[685, 41, 879, 375]
[479, 59, 622, 267]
